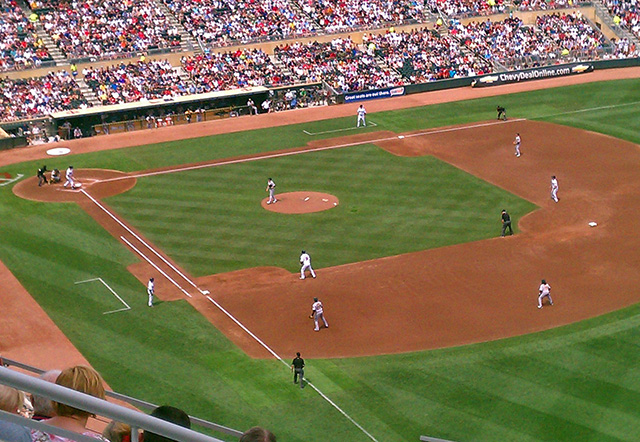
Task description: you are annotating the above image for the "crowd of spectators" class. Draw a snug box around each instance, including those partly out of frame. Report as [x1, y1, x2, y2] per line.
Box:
[274, 37, 402, 92]
[162, 0, 315, 46]
[604, 0, 640, 40]
[365, 29, 491, 82]
[34, 0, 182, 60]
[295, 0, 428, 33]
[82, 59, 191, 105]
[451, 12, 622, 68]
[0, 0, 52, 71]
[181, 49, 293, 92]
[425, 0, 506, 18]
[0, 70, 89, 121]
[515, 0, 583, 12]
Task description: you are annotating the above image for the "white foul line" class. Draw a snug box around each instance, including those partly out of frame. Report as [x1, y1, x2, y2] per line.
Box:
[120, 236, 192, 298]
[74, 277, 131, 315]
[204, 295, 379, 442]
[0, 174, 24, 187]
[79, 188, 376, 438]
[80, 189, 207, 295]
[303, 121, 378, 135]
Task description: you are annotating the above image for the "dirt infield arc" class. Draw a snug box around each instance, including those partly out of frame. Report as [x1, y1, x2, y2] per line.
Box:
[10, 119, 640, 360]
[2, 67, 640, 366]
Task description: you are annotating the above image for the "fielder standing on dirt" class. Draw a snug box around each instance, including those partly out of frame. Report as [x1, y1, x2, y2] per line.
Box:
[538, 279, 553, 308]
[310, 297, 329, 331]
[266, 178, 277, 204]
[300, 250, 316, 279]
[513, 133, 521, 157]
[147, 277, 155, 307]
[551, 176, 559, 202]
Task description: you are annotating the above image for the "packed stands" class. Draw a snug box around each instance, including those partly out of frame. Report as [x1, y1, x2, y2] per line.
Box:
[425, 0, 506, 18]
[274, 37, 403, 92]
[181, 48, 293, 92]
[603, 0, 640, 40]
[162, 0, 315, 46]
[295, 0, 427, 33]
[82, 59, 191, 105]
[33, 0, 182, 60]
[452, 12, 616, 68]
[0, 0, 52, 71]
[366, 29, 491, 82]
[0, 70, 90, 121]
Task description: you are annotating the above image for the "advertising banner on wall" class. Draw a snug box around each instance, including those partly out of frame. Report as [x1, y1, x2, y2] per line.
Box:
[344, 86, 406, 103]
[471, 63, 594, 88]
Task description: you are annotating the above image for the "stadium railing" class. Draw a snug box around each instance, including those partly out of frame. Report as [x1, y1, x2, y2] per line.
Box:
[0, 359, 243, 440]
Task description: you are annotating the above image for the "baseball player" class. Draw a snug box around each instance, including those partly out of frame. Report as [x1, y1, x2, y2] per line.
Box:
[147, 277, 155, 307]
[310, 297, 329, 331]
[501, 209, 513, 237]
[538, 279, 553, 309]
[513, 133, 521, 157]
[63, 166, 76, 188]
[551, 176, 559, 203]
[266, 178, 277, 204]
[291, 352, 305, 388]
[299, 250, 316, 279]
[49, 168, 61, 184]
[356, 104, 367, 127]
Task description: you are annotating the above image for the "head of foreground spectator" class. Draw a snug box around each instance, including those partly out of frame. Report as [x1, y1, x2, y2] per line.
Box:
[0, 384, 25, 414]
[103, 420, 133, 442]
[31, 369, 61, 420]
[142, 405, 191, 442]
[53, 365, 106, 419]
[239, 426, 276, 442]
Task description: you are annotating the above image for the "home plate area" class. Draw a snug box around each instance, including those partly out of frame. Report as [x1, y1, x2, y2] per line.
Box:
[262, 191, 339, 214]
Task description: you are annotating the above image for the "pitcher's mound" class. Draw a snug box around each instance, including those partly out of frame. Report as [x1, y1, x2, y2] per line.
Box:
[262, 192, 339, 214]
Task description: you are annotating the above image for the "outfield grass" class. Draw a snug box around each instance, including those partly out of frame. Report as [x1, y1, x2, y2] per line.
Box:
[1, 78, 640, 442]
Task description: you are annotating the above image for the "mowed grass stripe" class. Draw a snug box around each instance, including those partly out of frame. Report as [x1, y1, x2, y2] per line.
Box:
[108, 144, 534, 276]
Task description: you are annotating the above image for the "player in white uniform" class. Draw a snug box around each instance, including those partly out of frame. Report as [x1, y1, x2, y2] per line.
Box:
[63, 166, 76, 188]
[147, 277, 155, 307]
[356, 104, 367, 127]
[538, 279, 553, 309]
[551, 176, 559, 203]
[266, 178, 277, 204]
[513, 133, 521, 157]
[310, 297, 329, 331]
[299, 250, 316, 279]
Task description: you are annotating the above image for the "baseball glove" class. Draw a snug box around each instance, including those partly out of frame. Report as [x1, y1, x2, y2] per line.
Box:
[309, 314, 314, 319]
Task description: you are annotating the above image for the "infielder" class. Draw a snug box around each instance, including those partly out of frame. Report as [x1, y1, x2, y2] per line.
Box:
[513, 133, 521, 157]
[63, 165, 76, 188]
[551, 176, 559, 203]
[310, 297, 329, 331]
[299, 250, 316, 279]
[501, 209, 513, 237]
[147, 277, 155, 307]
[266, 178, 277, 204]
[357, 104, 367, 127]
[538, 279, 553, 309]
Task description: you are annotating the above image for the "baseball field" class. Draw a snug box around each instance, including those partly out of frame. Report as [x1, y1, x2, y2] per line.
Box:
[2, 71, 640, 442]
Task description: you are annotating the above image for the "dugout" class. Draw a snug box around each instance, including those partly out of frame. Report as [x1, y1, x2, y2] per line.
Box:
[50, 87, 271, 137]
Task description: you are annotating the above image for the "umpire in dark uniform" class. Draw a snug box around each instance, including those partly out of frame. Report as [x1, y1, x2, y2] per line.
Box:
[501, 209, 513, 236]
[496, 105, 507, 121]
[291, 352, 305, 389]
[37, 165, 48, 187]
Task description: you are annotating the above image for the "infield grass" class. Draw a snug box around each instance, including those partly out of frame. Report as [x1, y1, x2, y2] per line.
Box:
[1, 78, 640, 442]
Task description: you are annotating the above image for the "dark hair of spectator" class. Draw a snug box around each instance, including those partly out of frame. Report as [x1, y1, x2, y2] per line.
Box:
[143, 405, 191, 442]
[239, 426, 277, 442]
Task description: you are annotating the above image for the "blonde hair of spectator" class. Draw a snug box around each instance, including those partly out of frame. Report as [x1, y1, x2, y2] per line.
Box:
[54, 365, 106, 418]
[103, 420, 132, 442]
[239, 426, 276, 442]
[0, 384, 26, 414]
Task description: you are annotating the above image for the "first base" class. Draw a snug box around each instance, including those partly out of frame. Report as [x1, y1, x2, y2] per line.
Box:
[398, 135, 405, 139]
[588, 222, 598, 227]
